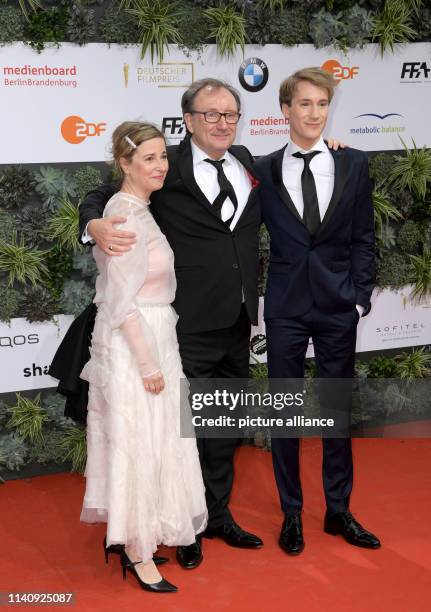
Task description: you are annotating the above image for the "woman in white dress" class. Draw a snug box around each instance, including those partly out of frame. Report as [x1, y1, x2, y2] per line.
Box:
[80, 121, 207, 593]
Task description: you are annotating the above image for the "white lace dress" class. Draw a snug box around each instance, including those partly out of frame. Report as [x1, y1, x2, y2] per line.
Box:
[80, 192, 207, 561]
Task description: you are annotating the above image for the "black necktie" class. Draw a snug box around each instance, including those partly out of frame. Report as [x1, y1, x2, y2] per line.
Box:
[204, 158, 238, 226]
[292, 151, 321, 236]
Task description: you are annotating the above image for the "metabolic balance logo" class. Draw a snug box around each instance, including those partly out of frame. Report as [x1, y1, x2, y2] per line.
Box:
[321, 59, 359, 83]
[350, 112, 405, 137]
[238, 58, 269, 92]
[123, 62, 194, 88]
[61, 115, 107, 144]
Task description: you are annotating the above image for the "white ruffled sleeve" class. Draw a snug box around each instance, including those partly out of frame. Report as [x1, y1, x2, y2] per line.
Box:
[102, 199, 160, 378]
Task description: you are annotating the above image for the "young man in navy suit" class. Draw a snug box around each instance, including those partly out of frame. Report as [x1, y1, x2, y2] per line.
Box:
[256, 67, 380, 554]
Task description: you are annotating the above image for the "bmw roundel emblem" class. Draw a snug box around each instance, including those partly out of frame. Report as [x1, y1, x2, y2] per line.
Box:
[238, 57, 269, 92]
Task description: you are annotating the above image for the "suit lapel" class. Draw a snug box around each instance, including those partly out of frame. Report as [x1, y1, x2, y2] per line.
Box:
[270, 146, 304, 225]
[177, 137, 222, 222]
[228, 146, 261, 225]
[316, 148, 348, 238]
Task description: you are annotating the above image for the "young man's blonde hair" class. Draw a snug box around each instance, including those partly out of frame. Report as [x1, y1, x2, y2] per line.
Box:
[279, 67, 336, 108]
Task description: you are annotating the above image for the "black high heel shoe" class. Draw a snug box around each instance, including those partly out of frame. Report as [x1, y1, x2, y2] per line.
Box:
[120, 551, 178, 593]
[103, 536, 169, 566]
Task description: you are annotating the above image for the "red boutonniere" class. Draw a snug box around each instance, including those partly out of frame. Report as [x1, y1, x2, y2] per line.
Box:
[247, 172, 260, 189]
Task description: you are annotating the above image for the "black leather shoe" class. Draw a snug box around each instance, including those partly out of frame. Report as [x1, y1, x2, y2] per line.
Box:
[279, 514, 304, 555]
[204, 521, 263, 548]
[176, 538, 203, 569]
[324, 511, 381, 549]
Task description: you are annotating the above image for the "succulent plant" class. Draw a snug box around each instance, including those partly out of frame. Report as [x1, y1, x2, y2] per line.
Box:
[368, 153, 398, 186]
[0, 432, 29, 471]
[34, 166, 77, 210]
[0, 6, 25, 45]
[396, 219, 424, 254]
[67, 1, 96, 45]
[100, 1, 140, 45]
[0, 282, 20, 324]
[26, 429, 67, 464]
[19, 284, 59, 323]
[23, 4, 68, 53]
[0, 166, 35, 210]
[42, 393, 75, 429]
[309, 8, 346, 49]
[377, 223, 397, 252]
[278, 5, 310, 46]
[376, 251, 413, 289]
[15, 205, 50, 249]
[177, 1, 210, 56]
[0, 211, 15, 244]
[342, 4, 373, 48]
[74, 165, 103, 201]
[44, 245, 74, 299]
[72, 251, 98, 282]
[59, 279, 94, 317]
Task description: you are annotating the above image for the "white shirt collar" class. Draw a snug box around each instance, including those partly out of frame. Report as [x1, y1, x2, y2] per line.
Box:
[190, 139, 232, 167]
[286, 136, 328, 157]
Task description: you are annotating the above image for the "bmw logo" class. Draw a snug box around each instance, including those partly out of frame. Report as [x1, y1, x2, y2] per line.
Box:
[238, 57, 269, 92]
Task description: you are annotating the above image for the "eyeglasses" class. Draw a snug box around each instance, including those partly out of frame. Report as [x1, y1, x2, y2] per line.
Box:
[189, 111, 241, 124]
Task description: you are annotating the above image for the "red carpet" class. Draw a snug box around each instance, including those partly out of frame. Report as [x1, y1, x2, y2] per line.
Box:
[1, 440, 430, 611]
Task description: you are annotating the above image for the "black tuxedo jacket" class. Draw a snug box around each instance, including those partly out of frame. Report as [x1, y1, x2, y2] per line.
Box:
[255, 145, 375, 321]
[79, 136, 261, 334]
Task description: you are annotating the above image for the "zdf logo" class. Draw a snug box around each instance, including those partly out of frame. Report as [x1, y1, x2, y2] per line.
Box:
[321, 59, 359, 83]
[61, 115, 107, 144]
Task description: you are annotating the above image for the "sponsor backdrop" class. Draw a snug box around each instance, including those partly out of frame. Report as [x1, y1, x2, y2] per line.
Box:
[2, 288, 429, 393]
[0, 42, 430, 162]
[0, 42, 429, 392]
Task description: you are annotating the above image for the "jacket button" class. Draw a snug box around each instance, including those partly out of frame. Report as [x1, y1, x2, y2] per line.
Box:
[232, 263, 239, 269]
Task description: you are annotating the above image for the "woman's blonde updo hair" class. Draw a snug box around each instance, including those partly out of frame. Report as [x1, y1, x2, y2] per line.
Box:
[111, 121, 165, 180]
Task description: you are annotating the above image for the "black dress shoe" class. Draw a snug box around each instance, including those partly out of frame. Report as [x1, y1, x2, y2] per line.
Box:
[324, 511, 381, 549]
[204, 521, 263, 548]
[279, 514, 304, 555]
[176, 538, 203, 569]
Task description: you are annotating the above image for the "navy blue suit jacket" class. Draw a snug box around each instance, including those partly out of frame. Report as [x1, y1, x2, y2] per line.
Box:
[255, 144, 375, 321]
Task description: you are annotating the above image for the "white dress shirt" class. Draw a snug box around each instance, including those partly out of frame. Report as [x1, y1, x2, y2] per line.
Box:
[191, 140, 252, 230]
[283, 137, 363, 317]
[282, 136, 334, 221]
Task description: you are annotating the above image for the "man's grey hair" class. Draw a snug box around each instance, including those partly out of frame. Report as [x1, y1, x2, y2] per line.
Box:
[181, 78, 241, 115]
